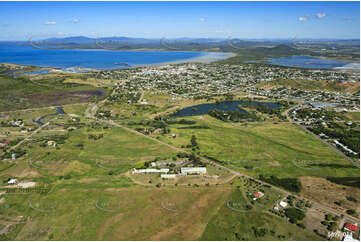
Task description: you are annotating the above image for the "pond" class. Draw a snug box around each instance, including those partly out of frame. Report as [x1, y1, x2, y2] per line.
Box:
[36, 106, 65, 125]
[171, 101, 280, 117]
[267, 56, 349, 69]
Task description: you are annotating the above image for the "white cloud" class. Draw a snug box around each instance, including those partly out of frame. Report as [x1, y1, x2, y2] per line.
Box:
[298, 16, 308, 22]
[199, 18, 206, 22]
[316, 13, 326, 19]
[72, 18, 79, 24]
[45, 21, 56, 25]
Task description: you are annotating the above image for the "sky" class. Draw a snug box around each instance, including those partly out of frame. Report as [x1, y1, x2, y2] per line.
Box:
[0, 1, 359, 40]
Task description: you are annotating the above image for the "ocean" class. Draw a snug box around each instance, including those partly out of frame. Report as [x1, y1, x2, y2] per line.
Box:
[0, 44, 225, 69]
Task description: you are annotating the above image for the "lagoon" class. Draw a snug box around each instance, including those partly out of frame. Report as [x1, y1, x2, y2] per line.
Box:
[171, 101, 280, 117]
[267, 56, 350, 69]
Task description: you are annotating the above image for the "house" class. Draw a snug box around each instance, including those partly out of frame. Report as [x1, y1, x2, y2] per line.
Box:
[0, 141, 8, 148]
[344, 223, 358, 232]
[161, 174, 177, 179]
[47, 141, 56, 147]
[279, 201, 287, 208]
[11, 153, 16, 160]
[7, 178, 17, 185]
[253, 192, 264, 198]
[181, 167, 207, 175]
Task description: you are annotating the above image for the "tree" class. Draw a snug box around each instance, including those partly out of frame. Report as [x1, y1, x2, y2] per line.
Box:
[284, 208, 305, 222]
[325, 214, 333, 221]
[191, 135, 198, 147]
[346, 209, 356, 215]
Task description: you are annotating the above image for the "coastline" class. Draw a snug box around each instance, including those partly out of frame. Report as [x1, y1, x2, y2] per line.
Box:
[0, 51, 237, 72]
[131, 52, 237, 68]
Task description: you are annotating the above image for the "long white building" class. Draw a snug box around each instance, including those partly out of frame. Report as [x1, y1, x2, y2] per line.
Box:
[181, 167, 207, 175]
[132, 168, 169, 174]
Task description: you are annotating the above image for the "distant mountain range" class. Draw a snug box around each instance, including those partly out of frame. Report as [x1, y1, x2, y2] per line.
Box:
[0, 36, 359, 52]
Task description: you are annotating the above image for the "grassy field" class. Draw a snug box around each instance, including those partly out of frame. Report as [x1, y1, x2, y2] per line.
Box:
[0, 75, 106, 112]
[10, 124, 178, 178]
[255, 78, 352, 92]
[1, 186, 231, 240]
[0, 179, 321, 241]
[341, 112, 360, 121]
[153, 115, 359, 180]
[200, 188, 320, 241]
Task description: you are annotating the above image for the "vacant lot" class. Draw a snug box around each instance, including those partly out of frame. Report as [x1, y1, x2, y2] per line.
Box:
[155, 115, 359, 180]
[3, 186, 231, 240]
[0, 75, 106, 111]
[300, 176, 360, 217]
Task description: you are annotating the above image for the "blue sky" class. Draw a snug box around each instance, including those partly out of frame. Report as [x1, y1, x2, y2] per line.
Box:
[0, 1, 359, 40]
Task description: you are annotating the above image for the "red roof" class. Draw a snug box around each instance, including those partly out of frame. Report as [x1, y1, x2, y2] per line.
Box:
[253, 192, 262, 198]
[345, 223, 358, 232]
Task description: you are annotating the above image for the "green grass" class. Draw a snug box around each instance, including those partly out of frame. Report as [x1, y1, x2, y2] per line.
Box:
[200, 188, 320, 241]
[342, 112, 360, 122]
[256, 78, 348, 92]
[155, 115, 359, 180]
[1, 186, 230, 240]
[0, 75, 105, 112]
[19, 124, 177, 178]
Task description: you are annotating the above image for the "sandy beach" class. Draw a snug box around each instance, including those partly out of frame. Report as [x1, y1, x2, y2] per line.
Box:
[132, 51, 237, 68]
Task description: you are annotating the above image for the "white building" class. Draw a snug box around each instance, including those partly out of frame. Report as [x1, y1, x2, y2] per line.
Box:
[7, 179, 17, 185]
[181, 167, 207, 175]
[132, 168, 169, 174]
[279, 201, 287, 208]
[161, 174, 177, 179]
[343, 234, 358, 242]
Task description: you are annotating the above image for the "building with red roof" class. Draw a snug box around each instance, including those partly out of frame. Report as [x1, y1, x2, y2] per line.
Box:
[344, 223, 358, 232]
[253, 192, 264, 198]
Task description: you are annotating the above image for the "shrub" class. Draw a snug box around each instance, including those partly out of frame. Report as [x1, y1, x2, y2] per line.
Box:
[346, 209, 356, 215]
[284, 208, 305, 222]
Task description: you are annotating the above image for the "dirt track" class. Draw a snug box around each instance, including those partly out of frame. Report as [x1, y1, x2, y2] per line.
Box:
[86, 100, 359, 224]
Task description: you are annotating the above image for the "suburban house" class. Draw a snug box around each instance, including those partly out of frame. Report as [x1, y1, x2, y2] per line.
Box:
[180, 167, 207, 175]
